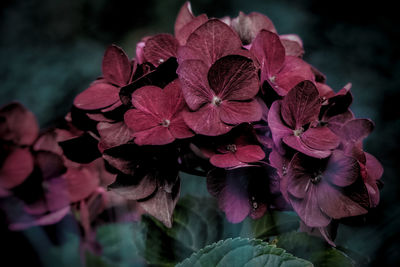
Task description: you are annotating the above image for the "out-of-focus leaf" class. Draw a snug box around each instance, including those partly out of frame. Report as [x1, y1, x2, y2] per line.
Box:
[177, 237, 313, 267]
[276, 232, 355, 267]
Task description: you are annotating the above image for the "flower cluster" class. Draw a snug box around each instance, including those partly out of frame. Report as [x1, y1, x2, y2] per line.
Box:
[0, 2, 382, 247]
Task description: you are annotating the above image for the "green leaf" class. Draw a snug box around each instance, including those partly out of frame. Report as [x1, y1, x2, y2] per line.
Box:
[177, 237, 313, 267]
[276, 232, 355, 267]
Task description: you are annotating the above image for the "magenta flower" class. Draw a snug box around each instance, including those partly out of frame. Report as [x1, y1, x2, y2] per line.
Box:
[268, 80, 340, 158]
[174, 2, 208, 45]
[251, 30, 314, 96]
[124, 79, 194, 145]
[178, 55, 262, 136]
[74, 45, 134, 111]
[283, 151, 367, 227]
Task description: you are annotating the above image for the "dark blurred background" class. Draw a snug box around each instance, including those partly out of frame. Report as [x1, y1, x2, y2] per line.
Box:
[1, 0, 399, 266]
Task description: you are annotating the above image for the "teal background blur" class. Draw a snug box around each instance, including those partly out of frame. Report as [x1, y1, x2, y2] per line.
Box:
[1, 0, 399, 266]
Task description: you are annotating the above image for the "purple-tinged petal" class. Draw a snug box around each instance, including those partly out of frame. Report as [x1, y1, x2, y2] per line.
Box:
[324, 150, 359, 187]
[133, 125, 175, 146]
[0, 148, 33, 189]
[231, 12, 277, 44]
[326, 109, 354, 135]
[267, 101, 293, 153]
[180, 19, 243, 66]
[43, 176, 70, 212]
[0, 102, 39, 146]
[235, 145, 265, 163]
[300, 127, 340, 151]
[280, 34, 304, 57]
[274, 56, 315, 96]
[365, 152, 383, 182]
[339, 119, 374, 143]
[183, 105, 232, 136]
[208, 55, 259, 101]
[124, 109, 159, 132]
[102, 45, 131, 86]
[284, 135, 332, 158]
[219, 100, 262, 125]
[97, 121, 133, 150]
[177, 60, 212, 110]
[317, 182, 367, 219]
[74, 82, 120, 110]
[281, 80, 320, 129]
[176, 14, 208, 45]
[290, 186, 331, 227]
[286, 155, 310, 199]
[210, 153, 243, 168]
[251, 30, 285, 77]
[143, 34, 179, 66]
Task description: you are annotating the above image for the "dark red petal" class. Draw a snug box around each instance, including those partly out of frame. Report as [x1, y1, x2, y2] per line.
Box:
[267, 101, 292, 153]
[219, 99, 262, 125]
[210, 153, 243, 168]
[163, 79, 186, 117]
[281, 80, 320, 129]
[169, 113, 194, 139]
[133, 125, 175, 146]
[231, 11, 277, 44]
[0, 148, 33, 189]
[174, 2, 195, 38]
[131, 85, 169, 118]
[274, 56, 315, 96]
[176, 14, 208, 45]
[74, 82, 120, 110]
[208, 55, 259, 101]
[284, 135, 332, 158]
[251, 30, 285, 77]
[183, 105, 232, 136]
[138, 178, 180, 228]
[177, 60, 212, 110]
[324, 150, 360, 187]
[317, 182, 367, 219]
[102, 45, 131, 86]
[180, 19, 243, 66]
[124, 109, 159, 132]
[280, 34, 304, 57]
[290, 186, 331, 227]
[97, 121, 133, 150]
[235, 145, 265, 163]
[0, 102, 39, 146]
[65, 167, 99, 203]
[339, 119, 374, 143]
[143, 34, 179, 66]
[300, 127, 340, 151]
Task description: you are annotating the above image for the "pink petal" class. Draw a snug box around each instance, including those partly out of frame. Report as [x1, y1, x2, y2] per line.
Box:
[235, 145, 265, 163]
[231, 12, 277, 44]
[169, 113, 194, 139]
[281, 80, 320, 129]
[280, 34, 304, 57]
[131, 85, 169, 118]
[284, 135, 332, 158]
[0, 148, 33, 189]
[210, 153, 243, 168]
[174, 2, 195, 39]
[208, 55, 259, 101]
[365, 152, 383, 182]
[102, 45, 131, 86]
[267, 101, 293, 153]
[143, 34, 179, 66]
[163, 79, 186, 117]
[97, 121, 133, 150]
[324, 150, 359, 187]
[74, 82, 120, 110]
[316, 182, 367, 219]
[135, 41, 145, 64]
[133, 125, 175, 146]
[290, 186, 331, 227]
[250, 30, 285, 77]
[183, 105, 232, 136]
[176, 14, 208, 45]
[274, 56, 315, 96]
[219, 99, 262, 125]
[179, 19, 243, 66]
[66, 167, 100, 203]
[177, 60, 212, 110]
[124, 109, 159, 132]
[300, 127, 340, 151]
[0, 102, 39, 146]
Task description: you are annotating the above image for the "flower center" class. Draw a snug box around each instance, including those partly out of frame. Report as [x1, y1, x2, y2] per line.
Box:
[161, 119, 170, 127]
[226, 144, 237, 153]
[212, 96, 222, 106]
[310, 172, 322, 184]
[269, 76, 276, 83]
[293, 127, 304, 137]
